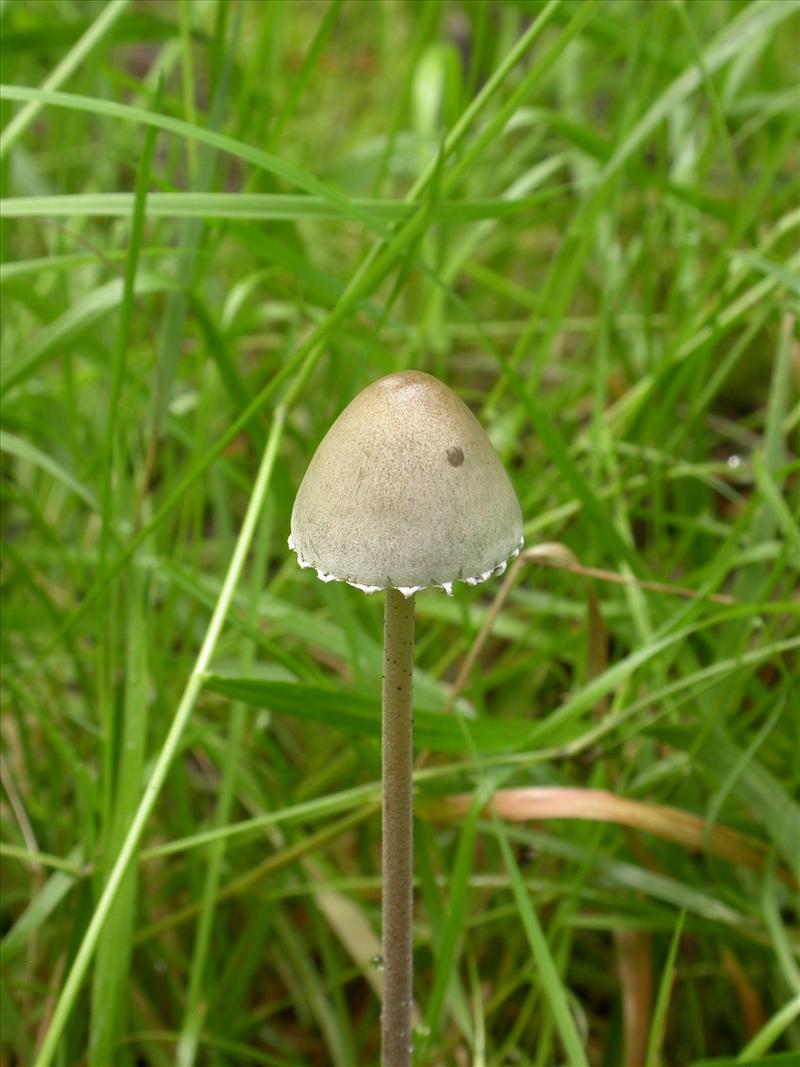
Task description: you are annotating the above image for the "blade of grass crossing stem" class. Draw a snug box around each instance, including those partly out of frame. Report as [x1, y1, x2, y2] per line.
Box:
[494, 818, 589, 1067]
[32, 409, 286, 1067]
[88, 576, 149, 1065]
[0, 0, 130, 161]
[645, 909, 686, 1067]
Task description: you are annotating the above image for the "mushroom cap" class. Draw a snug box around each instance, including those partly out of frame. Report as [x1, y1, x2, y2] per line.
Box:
[289, 371, 523, 595]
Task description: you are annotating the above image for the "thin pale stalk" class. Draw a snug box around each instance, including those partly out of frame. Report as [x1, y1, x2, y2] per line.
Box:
[381, 589, 415, 1067]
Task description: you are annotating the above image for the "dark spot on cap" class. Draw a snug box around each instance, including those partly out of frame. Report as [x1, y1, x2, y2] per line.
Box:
[446, 446, 464, 467]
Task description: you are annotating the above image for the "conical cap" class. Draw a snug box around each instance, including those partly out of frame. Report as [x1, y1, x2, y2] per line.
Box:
[289, 371, 523, 595]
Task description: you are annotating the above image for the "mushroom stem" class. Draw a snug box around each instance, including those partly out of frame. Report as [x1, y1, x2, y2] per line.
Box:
[381, 588, 415, 1067]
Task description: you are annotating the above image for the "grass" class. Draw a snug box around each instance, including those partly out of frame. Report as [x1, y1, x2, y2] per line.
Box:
[1, 0, 798, 1065]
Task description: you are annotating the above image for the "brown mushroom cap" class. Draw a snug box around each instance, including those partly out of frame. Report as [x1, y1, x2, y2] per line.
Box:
[289, 371, 523, 595]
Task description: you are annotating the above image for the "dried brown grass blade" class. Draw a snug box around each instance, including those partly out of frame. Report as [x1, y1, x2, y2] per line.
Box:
[425, 787, 790, 882]
[531, 556, 735, 606]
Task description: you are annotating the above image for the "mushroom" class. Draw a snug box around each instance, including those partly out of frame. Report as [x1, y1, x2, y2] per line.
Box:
[289, 370, 523, 1066]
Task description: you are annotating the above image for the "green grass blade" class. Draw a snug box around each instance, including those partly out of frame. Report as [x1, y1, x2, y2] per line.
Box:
[0, 273, 173, 397]
[0, 85, 391, 238]
[601, 1, 799, 182]
[0, 0, 130, 160]
[0, 847, 83, 962]
[0, 431, 98, 510]
[494, 816, 589, 1066]
[32, 411, 286, 1067]
[645, 909, 687, 1066]
[737, 994, 800, 1062]
[88, 578, 150, 1064]
[0, 190, 559, 221]
[418, 786, 486, 1062]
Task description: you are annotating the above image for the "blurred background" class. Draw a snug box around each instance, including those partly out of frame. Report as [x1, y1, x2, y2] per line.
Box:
[1, 1, 798, 1065]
